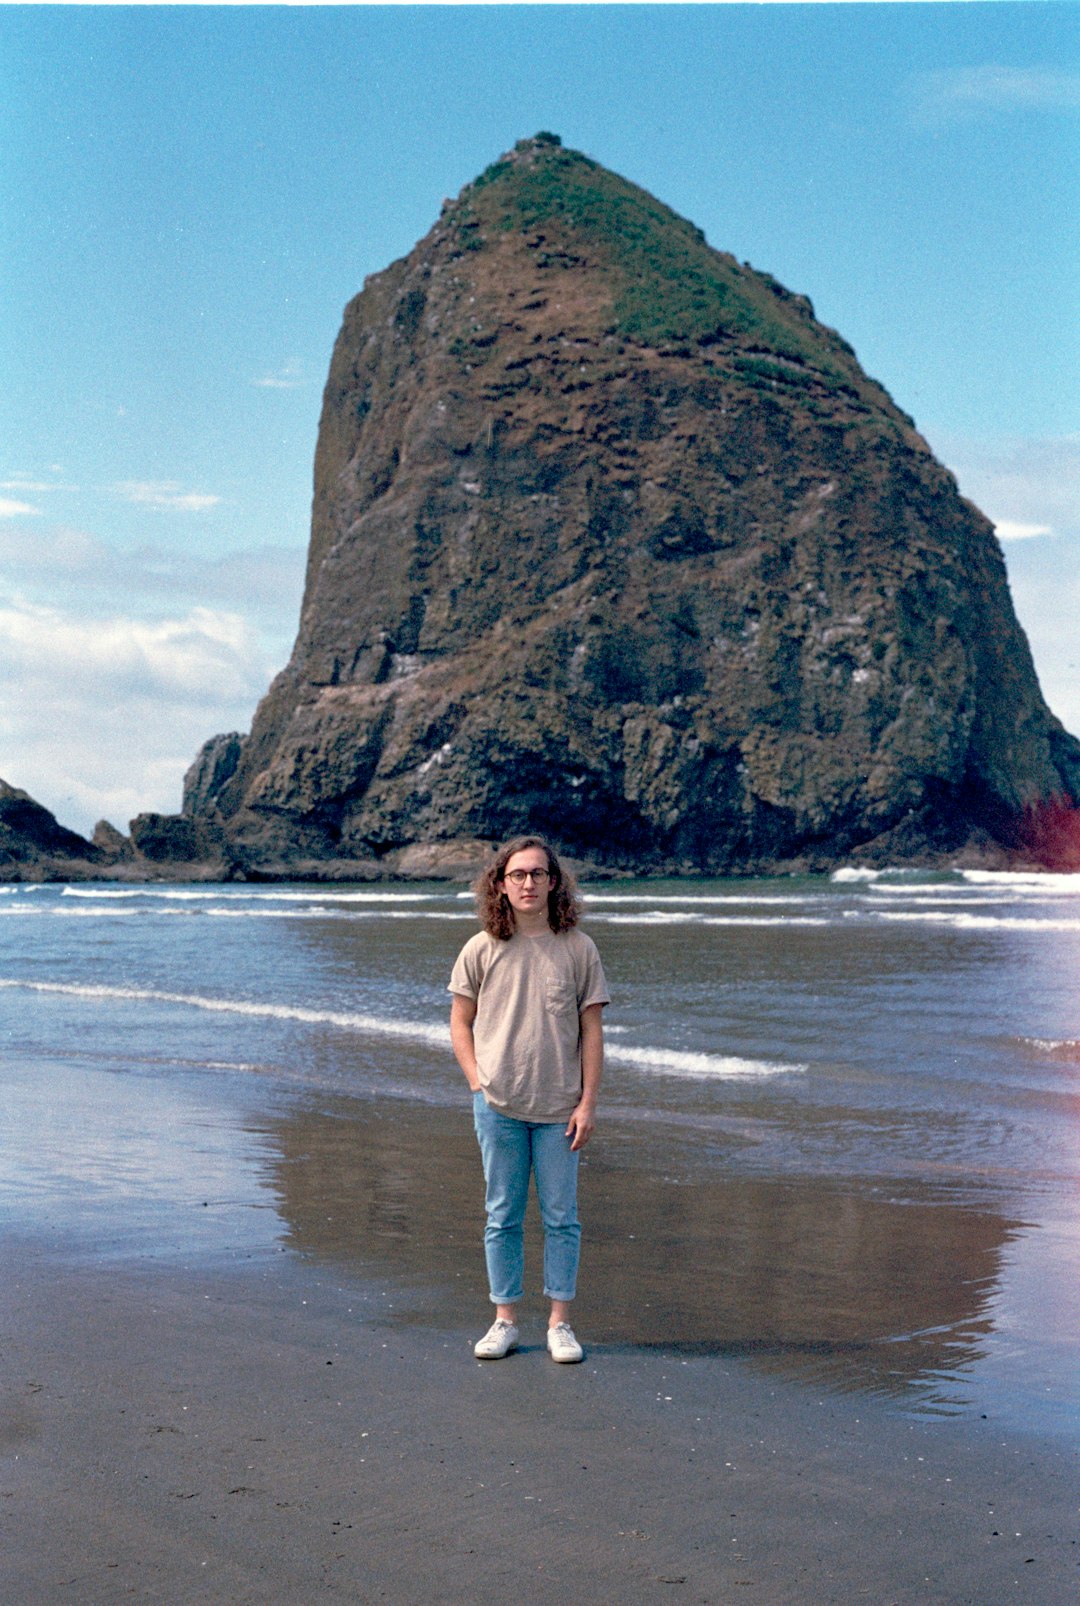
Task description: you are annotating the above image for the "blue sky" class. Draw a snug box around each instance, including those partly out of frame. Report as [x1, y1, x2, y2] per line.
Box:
[1, 3, 1077, 836]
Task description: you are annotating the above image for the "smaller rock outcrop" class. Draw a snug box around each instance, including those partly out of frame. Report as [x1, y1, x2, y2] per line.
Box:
[92, 820, 135, 863]
[128, 810, 230, 868]
[0, 779, 101, 879]
[182, 733, 245, 818]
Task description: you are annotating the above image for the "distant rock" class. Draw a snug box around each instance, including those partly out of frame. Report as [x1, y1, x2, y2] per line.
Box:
[0, 779, 101, 879]
[128, 811, 230, 868]
[182, 732, 245, 818]
[182, 135, 1080, 875]
[91, 819, 135, 863]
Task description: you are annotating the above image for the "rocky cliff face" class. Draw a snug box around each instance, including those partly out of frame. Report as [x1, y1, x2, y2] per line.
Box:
[186, 135, 1080, 874]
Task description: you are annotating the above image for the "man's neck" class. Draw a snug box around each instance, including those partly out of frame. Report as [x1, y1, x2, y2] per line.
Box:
[512, 908, 551, 937]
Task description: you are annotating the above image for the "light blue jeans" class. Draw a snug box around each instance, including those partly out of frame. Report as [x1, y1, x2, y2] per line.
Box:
[473, 1091, 581, 1304]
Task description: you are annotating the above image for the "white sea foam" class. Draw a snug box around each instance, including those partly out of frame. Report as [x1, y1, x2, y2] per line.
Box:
[595, 912, 831, 927]
[0, 977, 802, 1081]
[0, 903, 472, 922]
[831, 867, 881, 883]
[60, 886, 443, 904]
[606, 1043, 803, 1080]
[875, 911, 1080, 933]
[0, 978, 453, 1049]
[61, 887, 215, 900]
[204, 908, 473, 921]
[1024, 1037, 1080, 1059]
[960, 870, 1080, 893]
[582, 893, 820, 906]
[865, 890, 1007, 905]
[595, 911, 692, 925]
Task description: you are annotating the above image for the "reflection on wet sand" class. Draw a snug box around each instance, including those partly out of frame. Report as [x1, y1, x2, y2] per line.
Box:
[256, 1093, 1023, 1413]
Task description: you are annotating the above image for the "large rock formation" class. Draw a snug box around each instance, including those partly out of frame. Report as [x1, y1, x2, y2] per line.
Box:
[186, 135, 1080, 874]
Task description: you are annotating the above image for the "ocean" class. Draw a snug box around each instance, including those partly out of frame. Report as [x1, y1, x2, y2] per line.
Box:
[2, 868, 1078, 1443]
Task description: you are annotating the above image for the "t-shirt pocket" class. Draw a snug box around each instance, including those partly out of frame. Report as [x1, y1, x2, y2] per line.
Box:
[545, 976, 578, 1017]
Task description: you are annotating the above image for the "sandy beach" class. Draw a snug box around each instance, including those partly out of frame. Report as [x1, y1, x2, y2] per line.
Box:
[2, 1127, 1077, 1605]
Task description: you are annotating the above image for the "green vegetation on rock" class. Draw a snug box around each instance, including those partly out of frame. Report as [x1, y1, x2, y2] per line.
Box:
[465, 137, 852, 378]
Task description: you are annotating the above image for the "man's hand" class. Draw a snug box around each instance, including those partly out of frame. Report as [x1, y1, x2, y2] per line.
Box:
[569, 1003, 604, 1150]
[565, 1100, 596, 1151]
[450, 993, 482, 1091]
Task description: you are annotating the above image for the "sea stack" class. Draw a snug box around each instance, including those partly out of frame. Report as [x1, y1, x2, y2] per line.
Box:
[184, 135, 1080, 875]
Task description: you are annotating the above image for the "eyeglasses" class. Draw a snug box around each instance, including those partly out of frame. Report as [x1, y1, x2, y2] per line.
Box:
[505, 868, 552, 885]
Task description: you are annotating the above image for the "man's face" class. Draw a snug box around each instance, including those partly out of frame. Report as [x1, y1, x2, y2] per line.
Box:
[499, 846, 553, 919]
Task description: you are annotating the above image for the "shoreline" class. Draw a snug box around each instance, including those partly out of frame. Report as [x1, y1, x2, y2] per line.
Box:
[0, 837, 1060, 888]
[3, 1232, 1076, 1605]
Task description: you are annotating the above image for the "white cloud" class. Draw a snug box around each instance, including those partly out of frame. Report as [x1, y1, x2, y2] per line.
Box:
[252, 361, 305, 390]
[114, 481, 222, 512]
[910, 65, 1080, 123]
[0, 521, 306, 617]
[0, 498, 41, 518]
[0, 524, 101, 572]
[922, 430, 1079, 739]
[1002, 543, 1080, 740]
[0, 598, 268, 703]
[927, 431, 1080, 543]
[0, 596, 277, 833]
[995, 521, 1053, 542]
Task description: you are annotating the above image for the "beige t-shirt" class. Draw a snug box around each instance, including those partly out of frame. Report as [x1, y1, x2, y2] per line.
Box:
[449, 927, 610, 1122]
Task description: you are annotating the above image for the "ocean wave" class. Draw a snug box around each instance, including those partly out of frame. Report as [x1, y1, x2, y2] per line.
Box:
[60, 886, 445, 903]
[204, 908, 473, 921]
[0, 977, 801, 1082]
[875, 911, 1080, 932]
[831, 866, 947, 885]
[1022, 1037, 1080, 1061]
[0, 905, 178, 918]
[582, 893, 821, 906]
[595, 912, 832, 927]
[960, 870, 1080, 893]
[605, 1043, 803, 1080]
[0, 903, 473, 922]
[0, 978, 453, 1049]
[864, 890, 1010, 905]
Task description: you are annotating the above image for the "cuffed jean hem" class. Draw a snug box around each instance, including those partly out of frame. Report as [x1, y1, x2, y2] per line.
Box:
[474, 1092, 581, 1305]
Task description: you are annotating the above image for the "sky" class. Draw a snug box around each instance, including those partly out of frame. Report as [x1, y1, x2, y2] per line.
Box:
[1, 2, 1077, 837]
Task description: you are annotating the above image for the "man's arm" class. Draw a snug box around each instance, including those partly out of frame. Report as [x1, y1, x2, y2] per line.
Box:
[450, 993, 482, 1092]
[566, 1002, 604, 1152]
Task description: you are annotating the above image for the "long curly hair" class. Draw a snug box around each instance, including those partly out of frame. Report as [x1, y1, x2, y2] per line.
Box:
[475, 836, 581, 940]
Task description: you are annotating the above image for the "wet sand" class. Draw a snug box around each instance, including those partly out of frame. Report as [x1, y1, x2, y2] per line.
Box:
[3, 1044, 1078, 1604]
[3, 1177, 1077, 1603]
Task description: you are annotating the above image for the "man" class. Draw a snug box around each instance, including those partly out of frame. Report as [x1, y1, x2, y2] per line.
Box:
[449, 835, 609, 1363]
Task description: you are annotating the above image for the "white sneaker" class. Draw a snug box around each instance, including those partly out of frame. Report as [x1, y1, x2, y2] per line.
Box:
[474, 1318, 519, 1359]
[546, 1321, 584, 1363]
